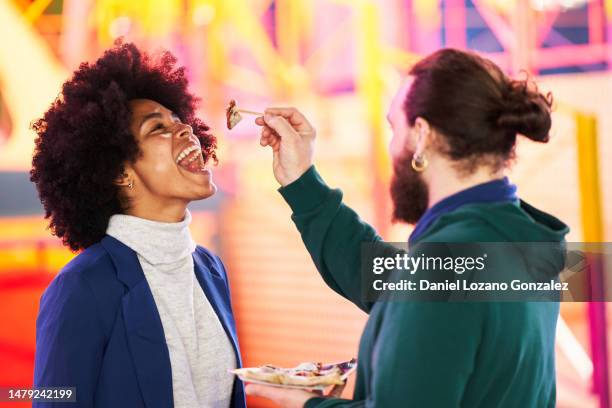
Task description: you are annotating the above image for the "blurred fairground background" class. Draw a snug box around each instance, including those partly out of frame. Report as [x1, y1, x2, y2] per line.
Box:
[0, 0, 611, 407]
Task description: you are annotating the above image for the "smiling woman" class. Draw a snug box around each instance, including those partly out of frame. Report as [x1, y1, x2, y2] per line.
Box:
[29, 42, 246, 408]
[31, 42, 218, 249]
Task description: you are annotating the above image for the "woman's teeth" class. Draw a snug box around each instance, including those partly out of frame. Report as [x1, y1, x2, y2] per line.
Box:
[179, 151, 201, 168]
[173, 143, 211, 174]
[175, 145, 201, 164]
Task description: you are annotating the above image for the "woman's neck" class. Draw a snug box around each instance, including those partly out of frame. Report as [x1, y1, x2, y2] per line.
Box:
[125, 197, 189, 223]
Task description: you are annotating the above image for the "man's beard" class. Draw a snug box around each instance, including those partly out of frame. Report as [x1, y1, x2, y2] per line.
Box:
[390, 147, 429, 225]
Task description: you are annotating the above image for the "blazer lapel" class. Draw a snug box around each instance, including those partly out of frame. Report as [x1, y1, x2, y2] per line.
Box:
[101, 236, 173, 408]
[192, 253, 242, 368]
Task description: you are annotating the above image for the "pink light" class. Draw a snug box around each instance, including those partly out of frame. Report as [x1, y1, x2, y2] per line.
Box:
[444, 0, 467, 48]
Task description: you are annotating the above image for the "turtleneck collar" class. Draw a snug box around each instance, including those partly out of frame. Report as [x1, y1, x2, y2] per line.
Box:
[106, 209, 196, 265]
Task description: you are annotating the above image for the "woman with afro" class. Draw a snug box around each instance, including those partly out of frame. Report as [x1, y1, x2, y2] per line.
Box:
[30, 42, 245, 408]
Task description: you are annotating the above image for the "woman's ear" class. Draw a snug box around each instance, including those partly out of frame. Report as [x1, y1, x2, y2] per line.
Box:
[114, 169, 134, 189]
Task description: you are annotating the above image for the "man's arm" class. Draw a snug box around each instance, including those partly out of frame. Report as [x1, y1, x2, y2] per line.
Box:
[279, 165, 394, 313]
[256, 108, 400, 313]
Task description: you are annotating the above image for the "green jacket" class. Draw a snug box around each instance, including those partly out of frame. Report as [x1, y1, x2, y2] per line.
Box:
[278, 166, 569, 408]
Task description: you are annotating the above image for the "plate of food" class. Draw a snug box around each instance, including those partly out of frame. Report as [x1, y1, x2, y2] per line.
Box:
[230, 359, 357, 391]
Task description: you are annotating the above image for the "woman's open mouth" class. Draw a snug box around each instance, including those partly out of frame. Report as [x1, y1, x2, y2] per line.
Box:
[175, 144, 208, 174]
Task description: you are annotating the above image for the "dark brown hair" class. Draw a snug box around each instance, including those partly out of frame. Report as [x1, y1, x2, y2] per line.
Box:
[405, 48, 552, 172]
[30, 42, 217, 251]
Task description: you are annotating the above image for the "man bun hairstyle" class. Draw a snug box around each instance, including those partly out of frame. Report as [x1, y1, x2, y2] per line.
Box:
[497, 78, 552, 143]
[405, 48, 553, 172]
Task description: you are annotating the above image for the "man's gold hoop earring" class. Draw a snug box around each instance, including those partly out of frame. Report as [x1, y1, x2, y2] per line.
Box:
[411, 155, 428, 172]
[128, 180, 134, 189]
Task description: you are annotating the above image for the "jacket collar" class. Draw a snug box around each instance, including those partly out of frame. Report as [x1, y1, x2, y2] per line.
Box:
[101, 235, 173, 408]
[193, 251, 243, 368]
[101, 235, 145, 289]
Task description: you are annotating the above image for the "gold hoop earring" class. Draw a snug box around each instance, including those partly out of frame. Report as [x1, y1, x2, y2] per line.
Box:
[411, 154, 428, 172]
[128, 180, 133, 189]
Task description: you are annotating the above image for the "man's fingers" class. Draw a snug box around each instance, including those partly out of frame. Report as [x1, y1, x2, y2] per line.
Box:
[263, 115, 299, 140]
[260, 137, 280, 151]
[264, 135, 280, 151]
[245, 384, 279, 400]
[327, 383, 346, 398]
[260, 129, 281, 150]
[244, 384, 262, 397]
[264, 107, 312, 132]
[257, 108, 315, 143]
[262, 127, 274, 138]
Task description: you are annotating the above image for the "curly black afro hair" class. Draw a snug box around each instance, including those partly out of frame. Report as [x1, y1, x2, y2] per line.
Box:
[31, 42, 217, 251]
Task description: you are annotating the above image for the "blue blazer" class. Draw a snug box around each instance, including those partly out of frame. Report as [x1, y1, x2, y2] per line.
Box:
[33, 235, 246, 407]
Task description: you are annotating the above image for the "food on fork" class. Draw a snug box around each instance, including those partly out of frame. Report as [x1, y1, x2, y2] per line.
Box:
[225, 99, 262, 129]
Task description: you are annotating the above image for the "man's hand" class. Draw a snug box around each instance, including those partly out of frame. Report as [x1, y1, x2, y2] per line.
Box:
[255, 107, 316, 187]
[245, 384, 317, 408]
[245, 383, 346, 407]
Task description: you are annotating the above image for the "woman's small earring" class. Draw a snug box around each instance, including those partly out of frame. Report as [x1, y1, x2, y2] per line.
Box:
[411, 154, 428, 172]
[128, 180, 133, 189]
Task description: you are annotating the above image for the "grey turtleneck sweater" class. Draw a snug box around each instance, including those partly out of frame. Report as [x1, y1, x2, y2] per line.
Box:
[106, 210, 236, 408]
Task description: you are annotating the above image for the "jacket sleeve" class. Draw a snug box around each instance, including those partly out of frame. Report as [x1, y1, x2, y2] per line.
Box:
[303, 302, 484, 407]
[279, 166, 400, 313]
[33, 271, 105, 407]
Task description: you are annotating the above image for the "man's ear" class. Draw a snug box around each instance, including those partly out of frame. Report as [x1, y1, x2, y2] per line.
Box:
[413, 117, 432, 154]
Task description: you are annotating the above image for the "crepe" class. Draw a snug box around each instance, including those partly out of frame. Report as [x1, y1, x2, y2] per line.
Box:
[231, 359, 357, 389]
